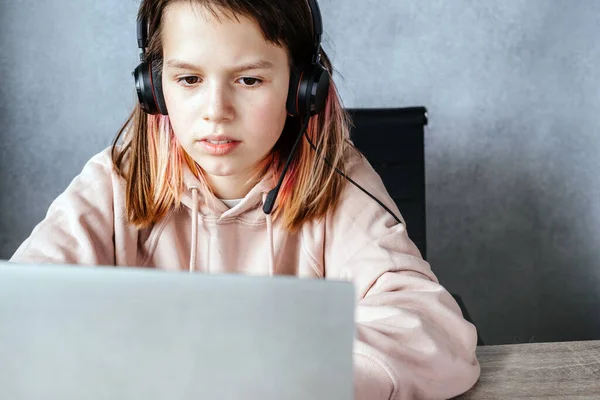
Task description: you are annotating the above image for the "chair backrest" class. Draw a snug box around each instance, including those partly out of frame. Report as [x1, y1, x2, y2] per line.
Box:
[347, 107, 428, 259]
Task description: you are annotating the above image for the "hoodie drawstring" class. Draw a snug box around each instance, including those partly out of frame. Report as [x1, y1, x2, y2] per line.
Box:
[189, 187, 199, 273]
[262, 193, 276, 275]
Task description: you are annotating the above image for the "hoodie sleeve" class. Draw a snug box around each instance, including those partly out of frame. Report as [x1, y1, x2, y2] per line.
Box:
[10, 148, 119, 266]
[323, 156, 480, 400]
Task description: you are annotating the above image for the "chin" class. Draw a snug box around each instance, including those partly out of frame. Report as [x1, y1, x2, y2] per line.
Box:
[197, 159, 243, 177]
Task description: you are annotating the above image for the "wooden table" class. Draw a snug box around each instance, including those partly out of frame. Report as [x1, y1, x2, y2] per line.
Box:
[457, 340, 600, 399]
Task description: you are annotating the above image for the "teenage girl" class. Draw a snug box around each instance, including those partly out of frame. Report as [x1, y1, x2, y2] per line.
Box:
[11, 0, 480, 398]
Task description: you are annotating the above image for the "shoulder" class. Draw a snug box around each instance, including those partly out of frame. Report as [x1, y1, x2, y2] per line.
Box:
[72, 146, 125, 191]
[46, 145, 129, 218]
[9, 146, 128, 265]
[333, 145, 405, 228]
[323, 144, 422, 250]
[299, 144, 405, 239]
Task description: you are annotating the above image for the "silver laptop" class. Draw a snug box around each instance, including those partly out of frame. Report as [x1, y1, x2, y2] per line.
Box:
[0, 262, 356, 400]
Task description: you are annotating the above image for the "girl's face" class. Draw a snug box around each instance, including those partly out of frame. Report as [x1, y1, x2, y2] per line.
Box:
[161, 2, 290, 198]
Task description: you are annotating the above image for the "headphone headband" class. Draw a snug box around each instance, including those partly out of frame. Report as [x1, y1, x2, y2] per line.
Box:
[136, 16, 147, 50]
[306, 0, 323, 62]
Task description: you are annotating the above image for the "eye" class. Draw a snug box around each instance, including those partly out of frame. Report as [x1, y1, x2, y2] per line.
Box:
[177, 76, 201, 87]
[238, 77, 263, 87]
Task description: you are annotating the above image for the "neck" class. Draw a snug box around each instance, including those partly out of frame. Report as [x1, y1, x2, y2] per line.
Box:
[204, 172, 256, 200]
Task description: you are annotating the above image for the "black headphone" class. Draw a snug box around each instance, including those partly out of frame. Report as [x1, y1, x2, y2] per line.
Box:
[132, 0, 330, 118]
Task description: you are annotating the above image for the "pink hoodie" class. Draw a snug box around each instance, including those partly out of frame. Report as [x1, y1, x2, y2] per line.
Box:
[11, 146, 480, 399]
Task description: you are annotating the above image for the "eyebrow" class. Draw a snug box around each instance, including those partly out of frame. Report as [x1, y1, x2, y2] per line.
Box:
[165, 59, 274, 73]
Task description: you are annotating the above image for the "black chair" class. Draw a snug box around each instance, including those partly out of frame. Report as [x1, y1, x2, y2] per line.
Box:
[347, 107, 484, 345]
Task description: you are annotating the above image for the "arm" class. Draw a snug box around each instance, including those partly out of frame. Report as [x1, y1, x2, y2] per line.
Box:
[338, 225, 479, 399]
[10, 149, 119, 266]
[324, 159, 480, 399]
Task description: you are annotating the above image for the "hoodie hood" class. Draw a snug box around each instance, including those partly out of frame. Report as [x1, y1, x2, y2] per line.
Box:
[179, 163, 279, 274]
[179, 163, 278, 221]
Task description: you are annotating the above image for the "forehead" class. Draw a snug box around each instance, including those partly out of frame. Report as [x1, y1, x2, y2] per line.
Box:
[161, 2, 288, 66]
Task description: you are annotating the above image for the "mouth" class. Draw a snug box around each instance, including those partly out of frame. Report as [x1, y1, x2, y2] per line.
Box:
[197, 137, 241, 156]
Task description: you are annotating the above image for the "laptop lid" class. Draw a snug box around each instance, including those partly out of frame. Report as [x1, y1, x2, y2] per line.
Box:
[0, 263, 356, 400]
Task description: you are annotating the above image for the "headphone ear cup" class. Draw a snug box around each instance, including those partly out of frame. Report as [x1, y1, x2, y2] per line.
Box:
[133, 60, 168, 115]
[309, 62, 330, 115]
[133, 61, 159, 115]
[288, 63, 330, 117]
[151, 61, 168, 115]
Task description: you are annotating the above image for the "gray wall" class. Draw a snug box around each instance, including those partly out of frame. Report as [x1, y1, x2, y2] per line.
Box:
[0, 0, 139, 252]
[1, 0, 599, 345]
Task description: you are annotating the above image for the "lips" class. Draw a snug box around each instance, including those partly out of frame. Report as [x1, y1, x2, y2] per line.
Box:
[197, 135, 241, 156]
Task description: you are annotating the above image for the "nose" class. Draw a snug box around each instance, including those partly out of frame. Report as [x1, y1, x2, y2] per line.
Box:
[201, 82, 234, 123]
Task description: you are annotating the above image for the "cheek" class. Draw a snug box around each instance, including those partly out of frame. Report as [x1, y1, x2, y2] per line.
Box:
[246, 96, 288, 141]
[166, 109, 187, 142]
[163, 91, 191, 139]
